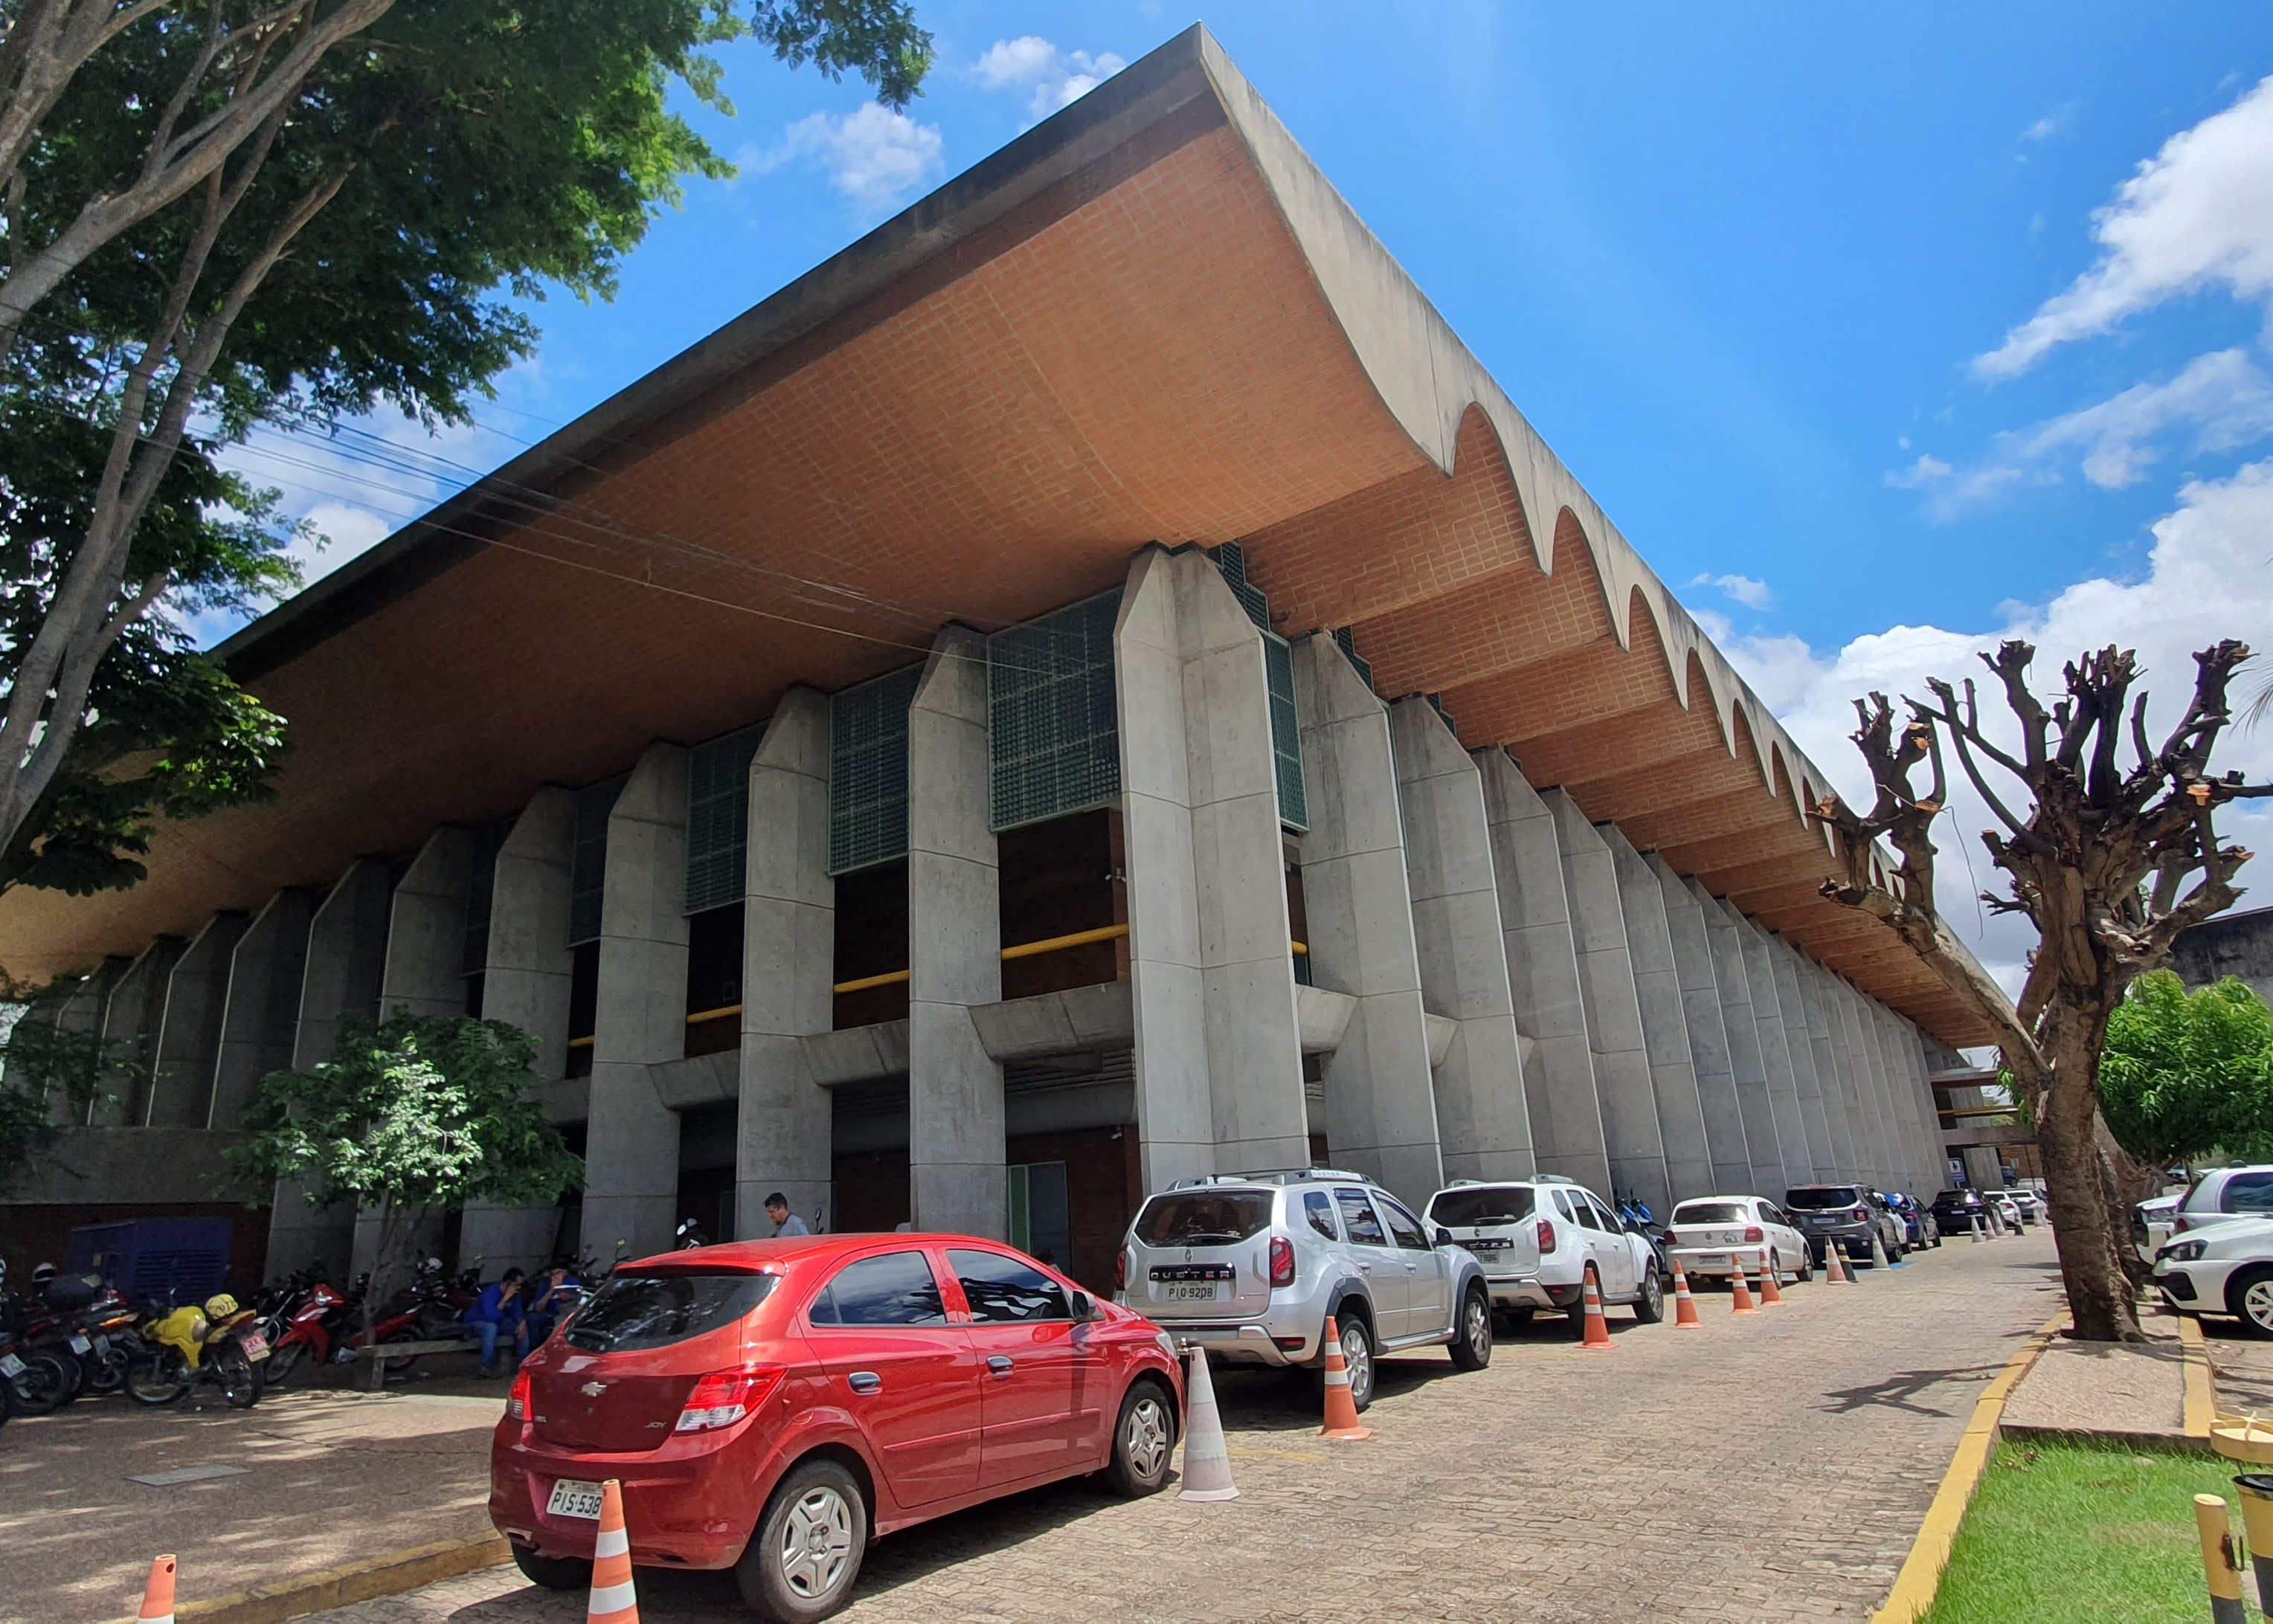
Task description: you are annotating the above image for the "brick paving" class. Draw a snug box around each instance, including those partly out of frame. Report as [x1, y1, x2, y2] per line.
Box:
[295, 1230, 2060, 1624]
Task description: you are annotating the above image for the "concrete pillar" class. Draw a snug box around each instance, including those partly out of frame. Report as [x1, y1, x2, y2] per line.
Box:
[1764, 938, 1833, 1181]
[1648, 858, 1750, 1191]
[1115, 546, 1308, 1190]
[1389, 697, 1533, 1184]
[582, 743, 688, 1263]
[1897, 1016, 1951, 1190]
[1542, 790, 1670, 1217]
[1688, 883, 1786, 1195]
[1295, 636, 1441, 1204]
[146, 913, 249, 1127]
[94, 937, 183, 1127]
[1837, 979, 1896, 1190]
[269, 860, 391, 1277]
[738, 689, 835, 1238]
[1795, 958, 1859, 1182]
[210, 891, 315, 1130]
[381, 828, 475, 1017]
[461, 787, 577, 1275]
[51, 958, 128, 1124]
[1601, 826, 1711, 1205]
[1876, 1002, 1933, 1193]
[1820, 969, 1874, 1184]
[907, 625, 1006, 1237]
[1732, 912, 1808, 1193]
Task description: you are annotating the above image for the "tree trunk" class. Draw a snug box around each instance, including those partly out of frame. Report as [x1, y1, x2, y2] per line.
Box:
[2034, 1008, 2143, 1341]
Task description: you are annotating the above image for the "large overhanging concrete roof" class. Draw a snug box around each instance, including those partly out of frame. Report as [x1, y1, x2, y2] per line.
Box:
[0, 28, 2001, 1045]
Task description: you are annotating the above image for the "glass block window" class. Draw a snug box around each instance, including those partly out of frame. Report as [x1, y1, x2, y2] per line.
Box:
[988, 590, 1122, 832]
[829, 666, 921, 875]
[1332, 626, 1375, 690]
[1427, 693, 1459, 741]
[568, 776, 625, 947]
[1212, 544, 1308, 834]
[1211, 540, 1270, 632]
[460, 823, 509, 976]
[684, 723, 765, 915]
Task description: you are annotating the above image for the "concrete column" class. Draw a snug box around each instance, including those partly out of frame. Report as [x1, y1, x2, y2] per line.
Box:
[1876, 1002, 1933, 1193]
[1115, 546, 1308, 1190]
[461, 787, 577, 1275]
[381, 828, 475, 1017]
[582, 743, 688, 1263]
[1817, 967, 1871, 1182]
[908, 625, 1006, 1237]
[51, 959, 128, 1124]
[1836, 979, 1896, 1189]
[1764, 938, 1833, 1181]
[1897, 1016, 1951, 1190]
[1542, 790, 1669, 1217]
[1795, 958, 1859, 1182]
[1389, 697, 1533, 1184]
[738, 688, 835, 1237]
[1732, 912, 1808, 1192]
[144, 914, 247, 1127]
[269, 860, 391, 1277]
[1601, 826, 1711, 1205]
[94, 937, 183, 1127]
[1648, 858, 1750, 1191]
[1295, 635, 1441, 1204]
[210, 891, 315, 1130]
[1478, 753, 1611, 1197]
[1688, 883, 1786, 1195]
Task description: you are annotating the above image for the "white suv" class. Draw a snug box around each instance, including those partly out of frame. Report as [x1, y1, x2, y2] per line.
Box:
[1422, 1176, 1666, 1333]
[1116, 1169, 1492, 1412]
[2172, 1166, 2273, 1240]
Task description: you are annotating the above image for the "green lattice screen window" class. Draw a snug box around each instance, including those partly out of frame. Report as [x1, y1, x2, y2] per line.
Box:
[1212, 544, 1308, 834]
[684, 723, 765, 914]
[460, 822, 509, 975]
[567, 776, 625, 947]
[829, 666, 921, 874]
[988, 590, 1122, 832]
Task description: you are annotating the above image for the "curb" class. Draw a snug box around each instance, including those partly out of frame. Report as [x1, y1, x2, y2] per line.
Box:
[2180, 1315, 2215, 1440]
[155, 1534, 512, 1624]
[1870, 1312, 2065, 1624]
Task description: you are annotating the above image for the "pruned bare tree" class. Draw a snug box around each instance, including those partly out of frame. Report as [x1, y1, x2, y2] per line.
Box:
[1814, 639, 2268, 1341]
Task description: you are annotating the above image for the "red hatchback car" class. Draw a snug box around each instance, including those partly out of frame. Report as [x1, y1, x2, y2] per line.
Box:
[490, 1233, 1184, 1621]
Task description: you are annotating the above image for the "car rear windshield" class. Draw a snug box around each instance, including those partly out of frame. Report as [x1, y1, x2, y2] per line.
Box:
[1671, 1201, 1748, 1226]
[1134, 1191, 1273, 1247]
[564, 1271, 777, 1353]
[1784, 1187, 1862, 1210]
[1427, 1187, 1537, 1227]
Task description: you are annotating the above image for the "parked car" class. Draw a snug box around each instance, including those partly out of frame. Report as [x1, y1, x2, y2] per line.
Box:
[2154, 1215, 2273, 1338]
[491, 1234, 1182, 1622]
[1120, 1169, 1493, 1413]
[2173, 1166, 2273, 1239]
[2135, 1193, 2183, 1263]
[1990, 1193, 2025, 1231]
[2007, 1189, 2045, 1227]
[1662, 1196, 1813, 1284]
[1784, 1185, 1905, 1265]
[1929, 1188, 1992, 1236]
[1422, 1175, 1667, 1334]
[1884, 1192, 1941, 1249]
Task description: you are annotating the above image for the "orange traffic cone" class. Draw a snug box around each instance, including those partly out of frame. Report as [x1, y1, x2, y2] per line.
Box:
[1671, 1257, 1703, 1329]
[588, 1480, 639, 1624]
[1729, 1255, 1758, 1315]
[1757, 1254, 1785, 1306]
[135, 1556, 177, 1624]
[1319, 1316, 1373, 1440]
[1824, 1241, 1851, 1285]
[1578, 1269, 1615, 1351]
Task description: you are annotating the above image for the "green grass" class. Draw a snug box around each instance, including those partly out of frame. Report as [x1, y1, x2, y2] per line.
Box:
[1921, 1438, 2248, 1623]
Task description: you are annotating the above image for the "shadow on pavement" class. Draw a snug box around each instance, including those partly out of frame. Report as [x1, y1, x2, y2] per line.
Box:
[1818, 1363, 2007, 1419]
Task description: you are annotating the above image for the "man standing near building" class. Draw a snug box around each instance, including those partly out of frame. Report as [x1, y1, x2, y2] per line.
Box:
[765, 1193, 810, 1237]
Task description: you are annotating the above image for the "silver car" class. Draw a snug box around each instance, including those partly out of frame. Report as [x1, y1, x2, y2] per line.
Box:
[1424, 1176, 1668, 1330]
[1114, 1169, 1492, 1411]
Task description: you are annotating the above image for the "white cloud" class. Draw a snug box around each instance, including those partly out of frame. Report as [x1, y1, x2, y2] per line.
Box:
[745, 103, 945, 214]
[2022, 104, 2074, 144]
[1978, 75, 2273, 378]
[971, 36, 1127, 123]
[1884, 454, 1952, 489]
[1755, 461, 2273, 992]
[1688, 571, 1775, 610]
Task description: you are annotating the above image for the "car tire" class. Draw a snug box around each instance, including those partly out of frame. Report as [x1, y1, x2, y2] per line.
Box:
[738, 1456, 869, 1623]
[2228, 1267, 2273, 1341]
[1631, 1266, 1665, 1325]
[1105, 1379, 1177, 1497]
[1330, 1312, 1377, 1412]
[1566, 1266, 1601, 1340]
[509, 1541, 591, 1591]
[1796, 1248, 1814, 1284]
[1449, 1285, 1493, 1370]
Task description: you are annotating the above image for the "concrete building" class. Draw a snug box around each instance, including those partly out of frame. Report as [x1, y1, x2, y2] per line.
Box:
[0, 30, 1990, 1293]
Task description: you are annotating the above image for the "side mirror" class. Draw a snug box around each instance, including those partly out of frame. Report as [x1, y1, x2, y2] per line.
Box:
[1433, 1226, 1453, 1248]
[1070, 1290, 1098, 1322]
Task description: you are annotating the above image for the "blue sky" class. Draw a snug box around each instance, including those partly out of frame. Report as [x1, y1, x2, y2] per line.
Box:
[220, 2, 2273, 984]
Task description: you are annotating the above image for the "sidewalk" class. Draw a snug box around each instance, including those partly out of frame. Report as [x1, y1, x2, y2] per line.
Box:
[0, 1385, 501, 1624]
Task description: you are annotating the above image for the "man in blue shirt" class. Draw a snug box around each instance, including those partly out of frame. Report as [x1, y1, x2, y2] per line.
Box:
[521, 1266, 578, 1350]
[467, 1268, 527, 1376]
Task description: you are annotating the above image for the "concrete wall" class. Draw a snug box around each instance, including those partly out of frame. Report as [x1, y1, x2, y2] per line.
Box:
[381, 828, 475, 1018]
[1648, 857, 1749, 1191]
[210, 890, 314, 1130]
[1602, 825, 1711, 1205]
[94, 937, 181, 1127]
[147, 912, 247, 1128]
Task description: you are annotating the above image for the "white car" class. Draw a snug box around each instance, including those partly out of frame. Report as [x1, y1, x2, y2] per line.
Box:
[2154, 1215, 2273, 1338]
[2171, 1166, 2273, 1240]
[1665, 1196, 1813, 1285]
[1991, 1193, 2024, 1231]
[2135, 1193, 2183, 1263]
[1424, 1176, 1666, 1333]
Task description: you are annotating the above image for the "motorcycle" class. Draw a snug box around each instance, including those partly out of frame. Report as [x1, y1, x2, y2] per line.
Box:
[126, 1292, 269, 1409]
[0, 1323, 72, 1418]
[260, 1273, 359, 1391]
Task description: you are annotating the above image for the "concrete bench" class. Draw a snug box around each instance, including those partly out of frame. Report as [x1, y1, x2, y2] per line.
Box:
[350, 1335, 481, 1390]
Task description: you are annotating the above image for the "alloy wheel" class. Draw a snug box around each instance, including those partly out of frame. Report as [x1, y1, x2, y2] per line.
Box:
[1464, 1292, 1491, 1361]
[778, 1483, 855, 1600]
[1340, 1318, 1373, 1406]
[1123, 1393, 1171, 1480]
[2246, 1277, 2273, 1336]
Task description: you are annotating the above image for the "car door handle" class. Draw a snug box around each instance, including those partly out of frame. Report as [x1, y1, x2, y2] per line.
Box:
[987, 1356, 1014, 1376]
[1403, 1261, 1418, 1273]
[846, 1371, 881, 1395]
[1357, 1259, 1372, 1272]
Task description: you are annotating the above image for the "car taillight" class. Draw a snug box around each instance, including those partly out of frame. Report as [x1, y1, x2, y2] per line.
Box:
[1743, 1225, 1764, 1244]
[675, 1364, 786, 1434]
[507, 1367, 531, 1421]
[1269, 1235, 1296, 1289]
[1536, 1218, 1555, 1253]
[2173, 1215, 2191, 1235]
[1849, 1207, 1870, 1222]
[1116, 1248, 1128, 1290]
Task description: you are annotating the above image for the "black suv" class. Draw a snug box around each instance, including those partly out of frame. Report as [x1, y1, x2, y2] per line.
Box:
[1784, 1185, 1906, 1265]
[1931, 1188, 1993, 1236]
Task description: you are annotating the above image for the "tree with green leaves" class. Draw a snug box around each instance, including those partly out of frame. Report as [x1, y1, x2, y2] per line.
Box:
[225, 1010, 582, 1348]
[2100, 970, 2273, 1170]
[0, 0, 931, 894]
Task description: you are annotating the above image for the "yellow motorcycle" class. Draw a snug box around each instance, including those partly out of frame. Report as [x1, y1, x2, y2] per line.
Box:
[125, 1293, 268, 1409]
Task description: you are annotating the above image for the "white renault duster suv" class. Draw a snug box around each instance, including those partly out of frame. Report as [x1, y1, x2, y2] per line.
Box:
[1422, 1176, 1667, 1333]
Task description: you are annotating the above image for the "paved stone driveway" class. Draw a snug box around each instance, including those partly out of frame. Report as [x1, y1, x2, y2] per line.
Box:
[311, 1232, 2061, 1624]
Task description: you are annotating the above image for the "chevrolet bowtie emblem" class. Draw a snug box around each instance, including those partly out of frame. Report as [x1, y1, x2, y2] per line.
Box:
[581, 1381, 608, 1397]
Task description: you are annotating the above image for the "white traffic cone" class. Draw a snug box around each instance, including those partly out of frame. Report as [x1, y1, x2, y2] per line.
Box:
[1177, 1346, 1238, 1501]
